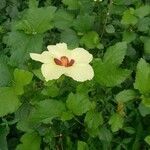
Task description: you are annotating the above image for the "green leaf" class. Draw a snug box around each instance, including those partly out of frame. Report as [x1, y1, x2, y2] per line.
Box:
[105, 25, 115, 33]
[109, 113, 124, 132]
[16, 132, 41, 150]
[0, 87, 20, 117]
[66, 93, 92, 116]
[28, 99, 66, 126]
[80, 31, 100, 49]
[54, 9, 74, 30]
[134, 58, 150, 94]
[103, 42, 127, 66]
[140, 36, 150, 54]
[0, 62, 11, 87]
[93, 42, 131, 87]
[122, 31, 136, 43]
[141, 95, 150, 107]
[77, 141, 89, 150]
[115, 89, 137, 103]
[138, 103, 150, 117]
[138, 17, 150, 32]
[14, 69, 33, 86]
[13, 69, 33, 95]
[145, 135, 150, 145]
[61, 29, 79, 49]
[135, 5, 150, 18]
[98, 127, 112, 142]
[15, 6, 56, 34]
[73, 14, 95, 33]
[61, 111, 74, 121]
[5, 31, 43, 67]
[62, 0, 80, 10]
[28, 0, 38, 9]
[121, 8, 138, 25]
[0, 126, 9, 150]
[41, 83, 59, 98]
[84, 111, 103, 129]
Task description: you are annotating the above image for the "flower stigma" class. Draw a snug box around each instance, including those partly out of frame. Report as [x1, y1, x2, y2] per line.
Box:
[54, 56, 75, 67]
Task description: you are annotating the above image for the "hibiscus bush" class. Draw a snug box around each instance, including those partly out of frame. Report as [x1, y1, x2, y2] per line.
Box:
[1, 0, 150, 149]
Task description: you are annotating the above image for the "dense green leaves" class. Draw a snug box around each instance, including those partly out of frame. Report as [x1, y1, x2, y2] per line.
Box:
[1, 0, 150, 149]
[94, 42, 131, 87]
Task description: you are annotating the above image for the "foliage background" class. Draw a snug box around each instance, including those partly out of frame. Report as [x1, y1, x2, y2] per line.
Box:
[0, 0, 150, 149]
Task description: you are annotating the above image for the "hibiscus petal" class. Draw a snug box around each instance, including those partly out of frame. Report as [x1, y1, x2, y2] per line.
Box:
[71, 48, 93, 63]
[30, 51, 52, 63]
[65, 64, 94, 82]
[41, 63, 64, 81]
[47, 43, 71, 58]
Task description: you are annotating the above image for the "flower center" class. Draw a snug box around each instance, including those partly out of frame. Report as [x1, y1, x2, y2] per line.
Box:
[54, 56, 75, 67]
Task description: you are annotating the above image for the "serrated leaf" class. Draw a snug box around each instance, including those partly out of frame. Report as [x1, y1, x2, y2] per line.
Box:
[98, 127, 112, 142]
[5, 31, 43, 67]
[80, 31, 100, 49]
[135, 5, 150, 18]
[54, 9, 74, 30]
[14, 69, 33, 86]
[145, 135, 150, 145]
[138, 17, 150, 32]
[61, 29, 79, 49]
[0, 126, 9, 150]
[103, 42, 127, 66]
[13, 69, 33, 95]
[105, 25, 115, 33]
[66, 93, 92, 116]
[109, 113, 124, 132]
[93, 42, 131, 87]
[77, 141, 89, 150]
[61, 111, 74, 121]
[0, 87, 20, 117]
[16, 132, 41, 150]
[62, 0, 80, 10]
[115, 89, 137, 103]
[138, 103, 150, 117]
[28, 0, 38, 9]
[141, 95, 150, 107]
[134, 58, 150, 94]
[84, 111, 103, 129]
[140, 36, 150, 54]
[123, 31, 136, 43]
[28, 99, 66, 126]
[121, 8, 138, 25]
[73, 14, 95, 33]
[0, 62, 11, 87]
[15, 6, 56, 34]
